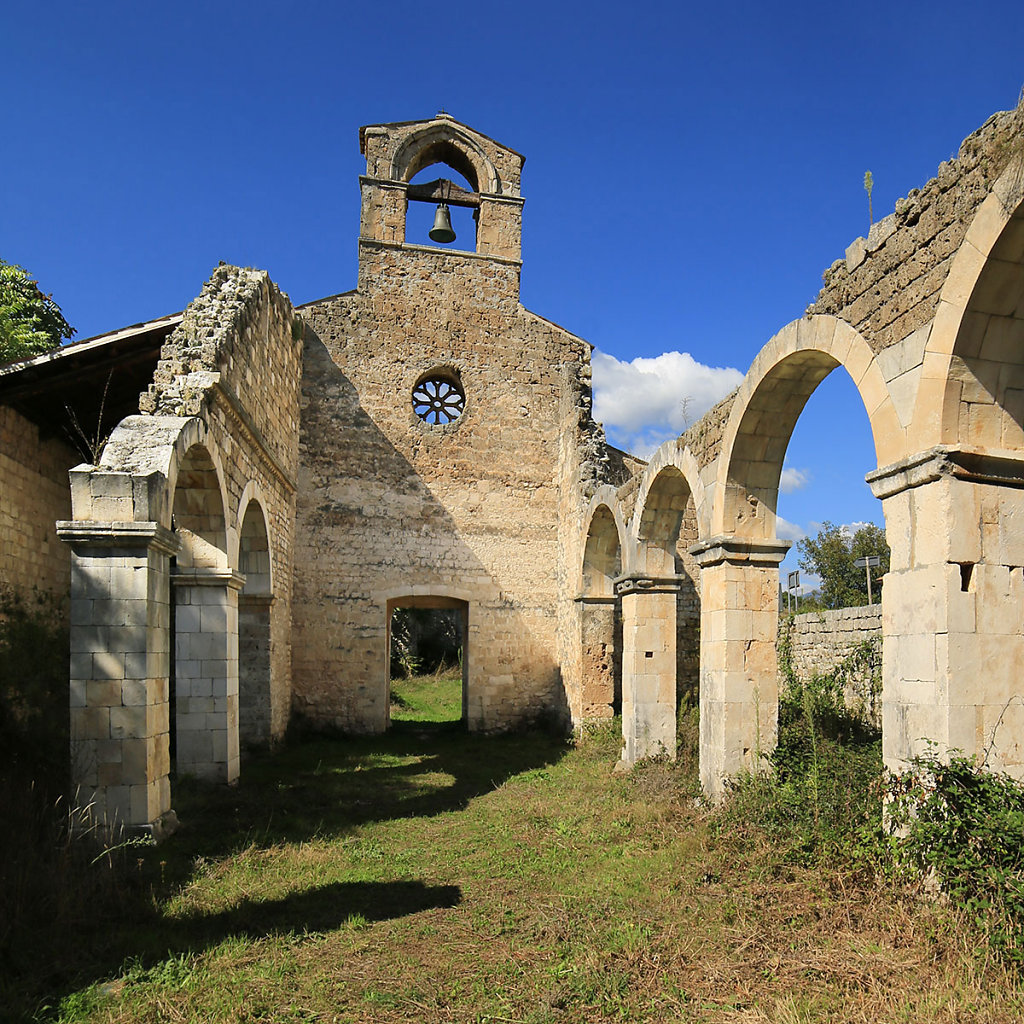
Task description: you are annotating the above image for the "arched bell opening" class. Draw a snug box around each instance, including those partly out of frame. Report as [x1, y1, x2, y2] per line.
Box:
[238, 499, 273, 751]
[405, 163, 480, 252]
[580, 504, 623, 719]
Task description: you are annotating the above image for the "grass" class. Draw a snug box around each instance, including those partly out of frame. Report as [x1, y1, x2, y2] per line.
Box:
[7, 719, 1024, 1023]
[390, 667, 464, 723]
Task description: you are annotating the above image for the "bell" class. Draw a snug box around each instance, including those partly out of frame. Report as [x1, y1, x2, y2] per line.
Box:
[429, 203, 456, 244]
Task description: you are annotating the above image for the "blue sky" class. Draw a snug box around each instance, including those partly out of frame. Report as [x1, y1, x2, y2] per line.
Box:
[4, 1, 1023, 581]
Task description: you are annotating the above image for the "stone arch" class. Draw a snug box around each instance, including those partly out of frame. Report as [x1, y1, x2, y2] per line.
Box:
[633, 448, 704, 710]
[237, 492, 274, 747]
[578, 492, 626, 721]
[632, 445, 705, 567]
[913, 163, 1024, 451]
[234, 482, 274, 593]
[170, 442, 228, 569]
[391, 124, 500, 194]
[580, 489, 626, 595]
[715, 315, 903, 538]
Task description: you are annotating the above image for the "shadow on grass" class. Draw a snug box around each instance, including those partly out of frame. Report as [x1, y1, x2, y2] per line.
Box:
[9, 723, 566, 1021]
[159, 880, 463, 948]
[172, 720, 568, 857]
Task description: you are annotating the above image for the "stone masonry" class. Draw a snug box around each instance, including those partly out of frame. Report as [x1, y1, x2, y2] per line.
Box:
[2, 105, 1024, 828]
[292, 115, 602, 734]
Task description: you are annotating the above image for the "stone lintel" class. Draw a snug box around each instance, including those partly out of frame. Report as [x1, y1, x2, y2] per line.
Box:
[172, 568, 247, 591]
[238, 592, 275, 606]
[867, 446, 1024, 500]
[573, 593, 617, 605]
[357, 237, 523, 268]
[56, 520, 179, 556]
[689, 535, 791, 568]
[613, 574, 681, 597]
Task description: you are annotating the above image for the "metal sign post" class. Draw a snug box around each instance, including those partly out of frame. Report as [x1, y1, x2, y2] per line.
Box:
[787, 570, 800, 613]
[853, 554, 881, 605]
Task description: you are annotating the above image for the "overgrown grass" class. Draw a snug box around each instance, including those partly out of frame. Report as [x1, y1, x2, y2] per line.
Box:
[718, 667, 884, 866]
[390, 667, 463, 723]
[9, 707, 1024, 1023]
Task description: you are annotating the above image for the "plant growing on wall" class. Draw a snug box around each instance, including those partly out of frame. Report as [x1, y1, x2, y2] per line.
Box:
[0, 259, 75, 365]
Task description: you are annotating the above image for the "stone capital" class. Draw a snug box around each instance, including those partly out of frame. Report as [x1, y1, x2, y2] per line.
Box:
[171, 567, 247, 591]
[56, 520, 179, 556]
[613, 574, 681, 597]
[867, 446, 1024, 500]
[688, 536, 791, 569]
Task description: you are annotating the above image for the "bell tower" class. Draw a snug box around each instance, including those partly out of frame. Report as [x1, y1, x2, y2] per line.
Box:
[357, 112, 525, 268]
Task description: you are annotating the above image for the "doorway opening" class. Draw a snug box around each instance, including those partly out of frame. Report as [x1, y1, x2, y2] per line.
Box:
[386, 596, 468, 728]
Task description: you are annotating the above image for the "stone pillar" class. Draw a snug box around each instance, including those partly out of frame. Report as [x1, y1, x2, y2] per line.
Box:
[56, 520, 177, 834]
[869, 448, 1024, 777]
[172, 568, 245, 782]
[616, 575, 680, 764]
[691, 537, 790, 801]
[576, 595, 618, 720]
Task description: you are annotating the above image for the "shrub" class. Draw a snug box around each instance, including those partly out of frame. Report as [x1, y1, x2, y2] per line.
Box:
[886, 748, 1024, 965]
[717, 646, 883, 865]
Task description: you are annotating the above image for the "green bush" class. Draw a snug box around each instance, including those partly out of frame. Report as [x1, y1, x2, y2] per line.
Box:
[886, 748, 1024, 964]
[717, 640, 884, 865]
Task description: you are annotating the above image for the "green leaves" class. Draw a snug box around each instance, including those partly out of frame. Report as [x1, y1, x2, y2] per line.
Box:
[797, 521, 890, 609]
[0, 259, 75, 366]
[887, 749, 1024, 964]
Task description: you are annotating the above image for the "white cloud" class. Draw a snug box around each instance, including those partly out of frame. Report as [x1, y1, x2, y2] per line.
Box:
[779, 466, 810, 493]
[775, 516, 807, 542]
[591, 349, 744, 458]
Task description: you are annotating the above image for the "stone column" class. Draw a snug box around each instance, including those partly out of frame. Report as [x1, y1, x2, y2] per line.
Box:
[616, 575, 680, 764]
[172, 568, 245, 783]
[56, 520, 177, 834]
[691, 537, 790, 801]
[869, 448, 1024, 777]
[576, 595, 618, 720]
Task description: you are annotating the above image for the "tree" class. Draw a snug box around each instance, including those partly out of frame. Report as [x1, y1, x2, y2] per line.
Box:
[797, 520, 889, 609]
[0, 260, 75, 366]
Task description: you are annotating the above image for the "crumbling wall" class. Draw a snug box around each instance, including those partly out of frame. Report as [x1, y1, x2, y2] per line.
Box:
[136, 264, 301, 738]
[0, 405, 78, 602]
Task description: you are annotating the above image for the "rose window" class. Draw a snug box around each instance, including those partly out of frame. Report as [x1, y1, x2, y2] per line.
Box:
[412, 375, 465, 424]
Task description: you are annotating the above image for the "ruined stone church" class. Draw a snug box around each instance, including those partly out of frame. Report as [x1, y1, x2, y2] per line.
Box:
[2, 106, 1024, 834]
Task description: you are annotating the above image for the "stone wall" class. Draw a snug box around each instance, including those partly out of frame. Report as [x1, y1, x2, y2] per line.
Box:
[780, 605, 882, 719]
[61, 264, 302, 826]
[293, 249, 592, 733]
[0, 404, 78, 602]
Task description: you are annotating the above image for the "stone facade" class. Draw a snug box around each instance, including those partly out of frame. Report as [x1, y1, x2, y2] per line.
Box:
[290, 115, 601, 734]
[2, 105, 1024, 827]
